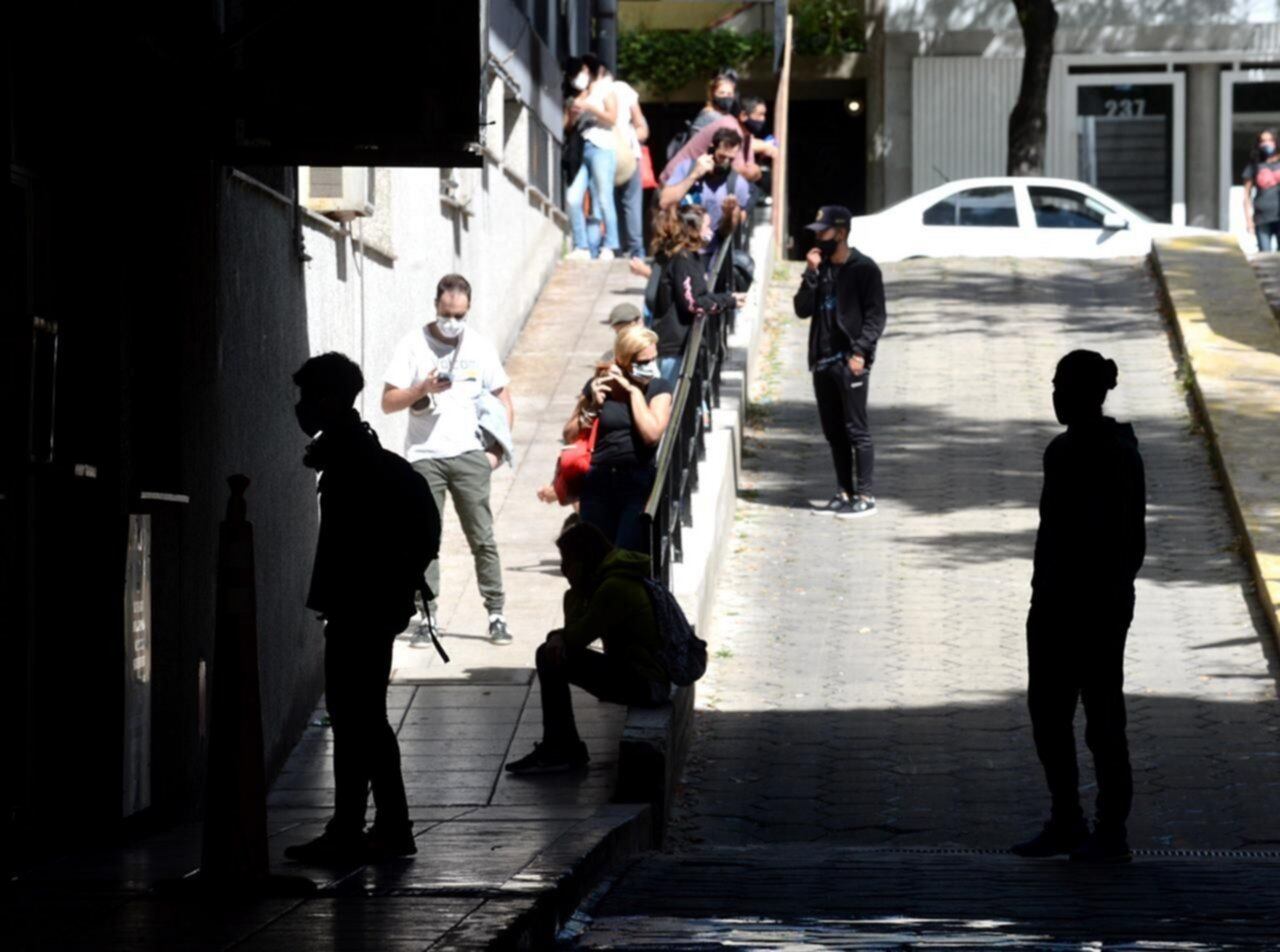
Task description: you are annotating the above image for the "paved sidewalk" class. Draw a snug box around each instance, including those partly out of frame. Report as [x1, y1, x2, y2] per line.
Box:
[5, 260, 659, 951]
[570, 256, 1280, 947]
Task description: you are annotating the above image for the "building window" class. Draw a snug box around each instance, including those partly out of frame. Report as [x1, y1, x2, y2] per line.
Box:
[503, 87, 529, 185]
[528, 117, 551, 199]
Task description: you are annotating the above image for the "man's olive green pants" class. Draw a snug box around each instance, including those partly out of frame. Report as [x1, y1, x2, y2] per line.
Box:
[412, 451, 505, 615]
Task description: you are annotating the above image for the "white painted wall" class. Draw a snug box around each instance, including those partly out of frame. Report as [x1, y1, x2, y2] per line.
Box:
[301, 162, 565, 458]
[887, 0, 1279, 33]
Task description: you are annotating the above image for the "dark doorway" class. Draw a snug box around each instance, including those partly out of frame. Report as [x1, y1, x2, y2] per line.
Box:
[785, 97, 866, 259]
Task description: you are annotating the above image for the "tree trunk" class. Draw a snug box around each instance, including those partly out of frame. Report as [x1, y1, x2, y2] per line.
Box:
[1007, 0, 1059, 176]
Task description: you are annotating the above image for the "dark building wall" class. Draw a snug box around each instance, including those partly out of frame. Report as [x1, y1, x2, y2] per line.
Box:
[184, 172, 326, 795]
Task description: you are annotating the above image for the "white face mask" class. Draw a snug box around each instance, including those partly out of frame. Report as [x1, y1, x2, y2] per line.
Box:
[436, 316, 465, 339]
[630, 359, 658, 380]
[573, 72, 589, 92]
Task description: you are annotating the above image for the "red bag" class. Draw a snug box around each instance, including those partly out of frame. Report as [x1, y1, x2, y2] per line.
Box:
[639, 145, 658, 190]
[552, 418, 599, 505]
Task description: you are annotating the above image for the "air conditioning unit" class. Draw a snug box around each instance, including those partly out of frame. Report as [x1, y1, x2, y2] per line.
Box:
[299, 167, 375, 221]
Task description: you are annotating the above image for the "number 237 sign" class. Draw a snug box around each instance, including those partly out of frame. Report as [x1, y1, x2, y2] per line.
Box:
[1102, 98, 1149, 117]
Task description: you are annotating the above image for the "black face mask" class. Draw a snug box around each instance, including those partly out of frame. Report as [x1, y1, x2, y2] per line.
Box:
[815, 238, 840, 258]
[712, 96, 737, 114]
[743, 118, 766, 136]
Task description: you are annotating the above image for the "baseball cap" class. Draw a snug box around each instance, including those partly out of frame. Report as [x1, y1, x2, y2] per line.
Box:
[804, 205, 853, 232]
[602, 303, 643, 327]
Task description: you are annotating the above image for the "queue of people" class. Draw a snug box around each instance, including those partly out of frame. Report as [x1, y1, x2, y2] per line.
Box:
[563, 54, 652, 262]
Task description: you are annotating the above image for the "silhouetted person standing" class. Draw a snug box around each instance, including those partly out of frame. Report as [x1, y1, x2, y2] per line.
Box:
[286, 353, 441, 864]
[1013, 350, 1146, 864]
[794, 205, 886, 518]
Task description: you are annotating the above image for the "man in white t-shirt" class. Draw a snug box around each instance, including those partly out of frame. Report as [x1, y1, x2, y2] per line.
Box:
[382, 274, 515, 646]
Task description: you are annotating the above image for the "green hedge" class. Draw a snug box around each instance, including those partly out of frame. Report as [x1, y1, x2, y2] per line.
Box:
[618, 1, 864, 98]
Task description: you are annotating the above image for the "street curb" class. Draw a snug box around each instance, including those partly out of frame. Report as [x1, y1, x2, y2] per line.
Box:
[485, 803, 653, 951]
[1150, 237, 1280, 645]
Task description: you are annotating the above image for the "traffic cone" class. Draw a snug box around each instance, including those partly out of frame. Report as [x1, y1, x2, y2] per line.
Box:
[196, 475, 312, 894]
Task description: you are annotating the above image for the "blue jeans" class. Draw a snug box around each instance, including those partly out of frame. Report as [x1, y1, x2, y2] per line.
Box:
[580, 463, 654, 552]
[1256, 220, 1280, 252]
[658, 355, 681, 385]
[567, 141, 619, 254]
[616, 168, 645, 259]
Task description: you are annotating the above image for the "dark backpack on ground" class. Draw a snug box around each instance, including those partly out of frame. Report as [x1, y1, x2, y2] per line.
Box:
[642, 578, 707, 686]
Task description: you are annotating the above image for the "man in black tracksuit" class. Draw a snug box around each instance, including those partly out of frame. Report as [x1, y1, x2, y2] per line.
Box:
[1013, 350, 1145, 864]
[793, 204, 887, 517]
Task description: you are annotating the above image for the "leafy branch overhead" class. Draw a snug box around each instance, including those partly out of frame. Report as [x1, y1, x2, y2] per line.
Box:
[619, 0, 864, 99]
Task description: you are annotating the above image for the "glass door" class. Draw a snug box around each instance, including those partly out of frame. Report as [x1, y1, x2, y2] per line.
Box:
[1067, 72, 1186, 225]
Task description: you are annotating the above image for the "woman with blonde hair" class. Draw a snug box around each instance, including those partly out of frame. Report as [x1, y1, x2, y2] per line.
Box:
[650, 204, 745, 382]
[562, 324, 673, 551]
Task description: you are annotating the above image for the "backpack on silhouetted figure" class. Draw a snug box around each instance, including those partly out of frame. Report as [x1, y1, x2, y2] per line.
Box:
[377, 446, 446, 659]
[642, 578, 707, 686]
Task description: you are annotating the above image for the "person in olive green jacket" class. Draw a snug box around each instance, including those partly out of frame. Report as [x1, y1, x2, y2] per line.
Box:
[505, 523, 670, 774]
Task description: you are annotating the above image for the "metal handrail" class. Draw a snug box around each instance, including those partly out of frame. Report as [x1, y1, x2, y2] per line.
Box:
[641, 221, 744, 586]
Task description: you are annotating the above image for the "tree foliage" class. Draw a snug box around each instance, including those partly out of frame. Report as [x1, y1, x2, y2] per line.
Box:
[618, 1, 864, 99]
[618, 29, 772, 99]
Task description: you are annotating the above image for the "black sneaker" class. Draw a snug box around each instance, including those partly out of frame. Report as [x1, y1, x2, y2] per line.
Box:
[488, 614, 512, 646]
[1070, 829, 1133, 864]
[838, 495, 877, 519]
[812, 492, 851, 515]
[364, 824, 417, 861]
[283, 830, 365, 864]
[409, 618, 440, 650]
[504, 741, 590, 775]
[1011, 818, 1089, 857]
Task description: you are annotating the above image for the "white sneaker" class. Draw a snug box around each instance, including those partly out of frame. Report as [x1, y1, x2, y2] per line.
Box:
[596, 248, 616, 262]
[566, 248, 591, 261]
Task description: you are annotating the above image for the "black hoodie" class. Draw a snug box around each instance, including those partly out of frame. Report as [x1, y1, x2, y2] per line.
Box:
[793, 250, 887, 371]
[651, 250, 737, 357]
[1032, 417, 1146, 606]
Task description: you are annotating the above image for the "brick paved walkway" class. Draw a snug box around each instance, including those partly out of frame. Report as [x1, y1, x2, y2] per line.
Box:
[573, 257, 1280, 947]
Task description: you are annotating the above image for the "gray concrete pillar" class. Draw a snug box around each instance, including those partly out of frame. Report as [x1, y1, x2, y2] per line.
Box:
[1186, 63, 1219, 229]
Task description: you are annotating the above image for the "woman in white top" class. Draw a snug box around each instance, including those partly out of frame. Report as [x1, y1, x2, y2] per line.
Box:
[564, 55, 620, 261]
[609, 72, 650, 261]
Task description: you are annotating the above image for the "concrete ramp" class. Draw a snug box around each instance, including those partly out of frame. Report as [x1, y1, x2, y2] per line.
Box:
[1154, 236, 1280, 644]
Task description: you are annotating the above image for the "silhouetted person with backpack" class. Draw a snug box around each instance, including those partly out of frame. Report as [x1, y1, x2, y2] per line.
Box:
[1013, 350, 1146, 864]
[505, 523, 670, 775]
[285, 353, 441, 863]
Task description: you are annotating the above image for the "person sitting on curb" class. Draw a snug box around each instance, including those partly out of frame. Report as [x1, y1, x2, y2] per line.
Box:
[505, 523, 669, 775]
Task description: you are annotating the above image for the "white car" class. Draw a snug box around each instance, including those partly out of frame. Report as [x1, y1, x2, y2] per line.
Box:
[846, 176, 1222, 261]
